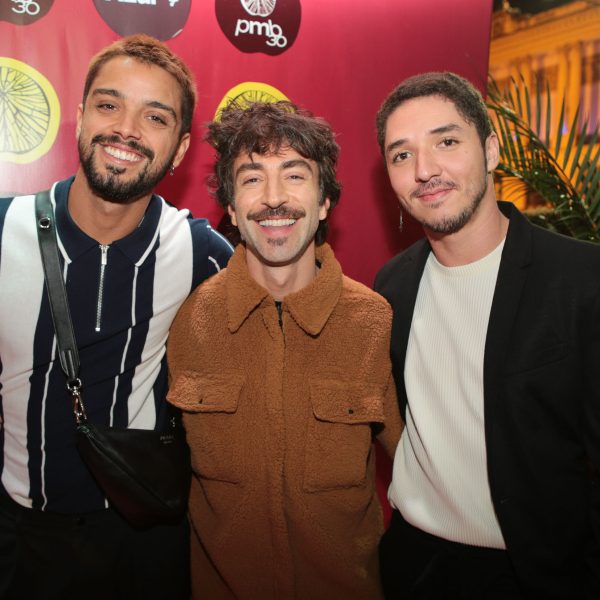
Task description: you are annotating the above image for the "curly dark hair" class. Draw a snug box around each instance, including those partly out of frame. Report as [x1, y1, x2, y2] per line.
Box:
[83, 34, 196, 136]
[376, 72, 492, 155]
[206, 101, 341, 246]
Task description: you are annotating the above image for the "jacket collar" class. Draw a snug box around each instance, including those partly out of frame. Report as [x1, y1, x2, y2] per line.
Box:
[383, 200, 530, 418]
[52, 177, 164, 265]
[483, 200, 533, 400]
[497, 200, 533, 269]
[226, 242, 343, 335]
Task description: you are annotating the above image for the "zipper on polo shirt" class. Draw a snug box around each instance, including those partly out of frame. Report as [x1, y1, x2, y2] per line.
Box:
[95, 244, 109, 332]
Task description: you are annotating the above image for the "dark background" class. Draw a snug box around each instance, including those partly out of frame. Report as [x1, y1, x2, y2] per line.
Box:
[493, 0, 573, 13]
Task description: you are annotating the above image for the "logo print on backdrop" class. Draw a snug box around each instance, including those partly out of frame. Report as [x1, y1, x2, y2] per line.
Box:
[214, 81, 289, 119]
[93, 0, 191, 41]
[0, 57, 60, 164]
[215, 0, 301, 56]
[0, 0, 54, 25]
[241, 0, 275, 17]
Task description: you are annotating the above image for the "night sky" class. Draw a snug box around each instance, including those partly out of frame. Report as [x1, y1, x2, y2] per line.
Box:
[492, 0, 574, 14]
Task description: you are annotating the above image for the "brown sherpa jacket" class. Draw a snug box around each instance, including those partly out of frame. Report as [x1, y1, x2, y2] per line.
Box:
[167, 243, 402, 600]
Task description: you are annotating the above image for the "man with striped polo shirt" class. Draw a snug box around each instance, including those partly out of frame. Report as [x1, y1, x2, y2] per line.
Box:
[0, 36, 232, 599]
[374, 72, 600, 598]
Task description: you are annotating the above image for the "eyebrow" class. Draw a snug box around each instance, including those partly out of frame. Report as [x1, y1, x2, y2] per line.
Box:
[235, 161, 263, 178]
[235, 157, 314, 178]
[91, 88, 178, 122]
[281, 158, 313, 172]
[385, 122, 463, 155]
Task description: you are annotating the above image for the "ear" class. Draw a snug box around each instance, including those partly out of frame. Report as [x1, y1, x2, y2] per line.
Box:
[76, 104, 83, 139]
[319, 197, 330, 221]
[227, 203, 238, 227]
[171, 133, 191, 168]
[485, 132, 500, 172]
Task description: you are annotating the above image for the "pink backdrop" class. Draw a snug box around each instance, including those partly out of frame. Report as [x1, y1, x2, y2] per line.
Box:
[1, 0, 492, 284]
[1, 0, 493, 517]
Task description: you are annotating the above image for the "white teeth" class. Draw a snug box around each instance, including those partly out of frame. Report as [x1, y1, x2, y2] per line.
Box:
[104, 146, 140, 162]
[258, 219, 296, 227]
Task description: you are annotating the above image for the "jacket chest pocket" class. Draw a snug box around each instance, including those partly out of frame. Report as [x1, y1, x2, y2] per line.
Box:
[303, 381, 385, 492]
[169, 373, 244, 484]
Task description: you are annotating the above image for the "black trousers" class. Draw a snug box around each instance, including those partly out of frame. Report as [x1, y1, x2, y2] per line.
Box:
[379, 510, 525, 600]
[0, 491, 189, 600]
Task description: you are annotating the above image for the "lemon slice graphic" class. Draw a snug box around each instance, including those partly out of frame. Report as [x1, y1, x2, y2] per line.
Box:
[214, 81, 289, 120]
[241, 0, 277, 17]
[0, 57, 60, 164]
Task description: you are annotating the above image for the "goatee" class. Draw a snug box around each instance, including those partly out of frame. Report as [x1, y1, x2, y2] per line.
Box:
[78, 134, 173, 204]
[414, 174, 488, 235]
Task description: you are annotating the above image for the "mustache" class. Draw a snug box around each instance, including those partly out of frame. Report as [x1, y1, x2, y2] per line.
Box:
[247, 206, 306, 221]
[411, 178, 457, 199]
[91, 134, 154, 161]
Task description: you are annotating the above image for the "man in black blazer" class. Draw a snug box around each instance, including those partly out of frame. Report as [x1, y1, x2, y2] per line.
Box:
[374, 72, 600, 599]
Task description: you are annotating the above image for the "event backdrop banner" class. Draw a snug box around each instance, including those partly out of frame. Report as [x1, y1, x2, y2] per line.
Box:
[0, 0, 493, 284]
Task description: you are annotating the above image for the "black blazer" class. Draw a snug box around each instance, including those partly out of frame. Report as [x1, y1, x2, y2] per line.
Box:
[375, 202, 600, 598]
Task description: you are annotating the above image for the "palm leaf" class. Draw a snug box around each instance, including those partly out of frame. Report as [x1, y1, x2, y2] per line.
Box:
[487, 76, 600, 242]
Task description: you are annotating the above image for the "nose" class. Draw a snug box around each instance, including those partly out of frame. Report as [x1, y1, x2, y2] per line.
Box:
[414, 148, 441, 182]
[263, 176, 288, 208]
[113, 110, 142, 140]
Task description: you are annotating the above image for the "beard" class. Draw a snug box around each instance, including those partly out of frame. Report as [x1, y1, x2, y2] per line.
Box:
[412, 169, 489, 235]
[78, 134, 174, 204]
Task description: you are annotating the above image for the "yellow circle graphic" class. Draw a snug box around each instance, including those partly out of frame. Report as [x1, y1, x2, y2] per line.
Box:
[0, 57, 60, 164]
[214, 82, 289, 120]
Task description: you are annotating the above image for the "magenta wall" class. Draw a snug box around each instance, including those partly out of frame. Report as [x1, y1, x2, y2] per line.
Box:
[1, 0, 493, 521]
[1, 0, 492, 284]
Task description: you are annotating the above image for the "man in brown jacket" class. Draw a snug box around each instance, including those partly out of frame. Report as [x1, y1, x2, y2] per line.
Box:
[167, 101, 402, 599]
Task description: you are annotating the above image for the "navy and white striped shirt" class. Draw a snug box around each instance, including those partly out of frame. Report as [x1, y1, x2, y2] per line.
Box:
[0, 178, 233, 513]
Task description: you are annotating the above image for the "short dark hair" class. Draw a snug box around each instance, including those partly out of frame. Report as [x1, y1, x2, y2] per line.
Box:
[376, 72, 492, 155]
[206, 101, 341, 246]
[83, 34, 196, 136]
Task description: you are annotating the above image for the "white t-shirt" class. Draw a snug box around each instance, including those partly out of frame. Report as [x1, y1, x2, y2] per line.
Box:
[389, 240, 506, 548]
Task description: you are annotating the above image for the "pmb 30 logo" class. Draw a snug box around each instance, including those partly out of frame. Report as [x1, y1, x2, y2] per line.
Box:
[234, 18, 287, 48]
[0, 0, 54, 24]
[216, 0, 301, 56]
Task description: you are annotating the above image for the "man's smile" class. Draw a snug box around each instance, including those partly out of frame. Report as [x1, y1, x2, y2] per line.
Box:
[258, 218, 297, 227]
[412, 179, 458, 205]
[102, 144, 144, 163]
[90, 134, 155, 164]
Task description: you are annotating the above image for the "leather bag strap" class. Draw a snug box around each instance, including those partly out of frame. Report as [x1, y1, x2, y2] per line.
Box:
[35, 191, 87, 422]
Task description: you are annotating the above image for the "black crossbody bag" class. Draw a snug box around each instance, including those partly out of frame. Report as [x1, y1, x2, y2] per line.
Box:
[35, 190, 191, 529]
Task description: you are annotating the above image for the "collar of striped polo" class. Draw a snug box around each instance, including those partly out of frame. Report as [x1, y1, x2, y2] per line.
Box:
[52, 176, 163, 265]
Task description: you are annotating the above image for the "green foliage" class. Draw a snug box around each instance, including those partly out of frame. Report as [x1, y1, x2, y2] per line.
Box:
[487, 77, 600, 242]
